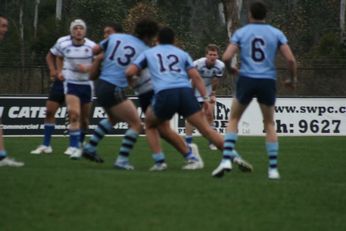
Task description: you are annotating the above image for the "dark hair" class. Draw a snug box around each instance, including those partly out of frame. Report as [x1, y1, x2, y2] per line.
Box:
[158, 27, 175, 44]
[206, 44, 220, 54]
[134, 18, 159, 40]
[250, 1, 267, 20]
[105, 22, 123, 33]
[0, 15, 7, 20]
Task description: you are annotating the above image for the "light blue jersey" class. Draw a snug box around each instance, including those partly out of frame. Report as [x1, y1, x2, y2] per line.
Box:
[231, 23, 288, 80]
[133, 44, 194, 93]
[100, 33, 149, 87]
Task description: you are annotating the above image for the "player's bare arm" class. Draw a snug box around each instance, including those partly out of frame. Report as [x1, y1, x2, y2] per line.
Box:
[46, 52, 57, 80]
[222, 43, 238, 63]
[56, 56, 64, 81]
[210, 77, 220, 103]
[188, 68, 209, 111]
[125, 64, 141, 88]
[89, 53, 104, 80]
[280, 44, 298, 90]
[92, 44, 102, 55]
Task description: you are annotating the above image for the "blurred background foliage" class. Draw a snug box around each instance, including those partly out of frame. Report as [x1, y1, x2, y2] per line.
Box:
[0, 0, 345, 96]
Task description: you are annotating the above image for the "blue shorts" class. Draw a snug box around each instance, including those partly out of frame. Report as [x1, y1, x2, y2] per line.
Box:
[138, 90, 154, 113]
[236, 76, 276, 106]
[48, 79, 64, 104]
[64, 82, 93, 104]
[152, 87, 201, 120]
[95, 79, 127, 109]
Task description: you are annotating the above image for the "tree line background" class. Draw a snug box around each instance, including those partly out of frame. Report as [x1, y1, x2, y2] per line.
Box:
[0, 0, 345, 96]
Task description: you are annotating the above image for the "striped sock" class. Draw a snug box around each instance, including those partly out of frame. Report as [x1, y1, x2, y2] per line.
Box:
[86, 119, 113, 153]
[43, 123, 55, 146]
[223, 132, 238, 160]
[152, 152, 165, 164]
[69, 129, 81, 148]
[118, 128, 139, 160]
[266, 142, 279, 169]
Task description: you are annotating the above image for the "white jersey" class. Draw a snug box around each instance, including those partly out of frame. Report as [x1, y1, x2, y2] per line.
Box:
[193, 57, 225, 102]
[50, 35, 71, 56]
[54, 37, 96, 85]
[133, 68, 153, 95]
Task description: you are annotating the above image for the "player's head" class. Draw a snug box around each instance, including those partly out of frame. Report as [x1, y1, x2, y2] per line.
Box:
[103, 22, 123, 39]
[0, 15, 9, 41]
[70, 19, 87, 40]
[134, 18, 159, 45]
[158, 27, 175, 45]
[249, 1, 267, 21]
[205, 44, 219, 66]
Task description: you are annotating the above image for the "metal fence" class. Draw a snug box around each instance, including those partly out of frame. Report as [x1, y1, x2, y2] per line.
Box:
[1, 63, 346, 97]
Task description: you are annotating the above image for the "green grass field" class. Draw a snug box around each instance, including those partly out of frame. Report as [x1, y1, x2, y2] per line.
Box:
[1, 136, 345, 231]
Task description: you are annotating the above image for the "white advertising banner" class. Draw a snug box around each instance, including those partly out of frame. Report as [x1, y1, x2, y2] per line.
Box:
[175, 97, 346, 136]
[0, 96, 345, 136]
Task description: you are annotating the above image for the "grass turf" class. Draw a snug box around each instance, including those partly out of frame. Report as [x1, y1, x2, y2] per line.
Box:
[1, 136, 345, 231]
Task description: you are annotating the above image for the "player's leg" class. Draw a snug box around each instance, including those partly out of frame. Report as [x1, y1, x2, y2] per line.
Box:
[79, 83, 93, 146]
[145, 89, 190, 171]
[257, 78, 279, 179]
[212, 77, 256, 177]
[65, 93, 82, 159]
[144, 106, 167, 171]
[224, 98, 246, 159]
[138, 90, 203, 170]
[212, 98, 253, 177]
[259, 103, 280, 179]
[30, 100, 59, 154]
[80, 102, 92, 144]
[207, 101, 218, 150]
[111, 99, 142, 170]
[0, 119, 24, 167]
[157, 120, 203, 169]
[186, 110, 223, 149]
[31, 82, 64, 154]
[184, 120, 194, 145]
[82, 80, 121, 162]
[44, 100, 60, 143]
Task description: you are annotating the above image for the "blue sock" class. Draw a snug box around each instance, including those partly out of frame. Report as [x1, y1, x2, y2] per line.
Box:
[181, 146, 193, 160]
[184, 146, 198, 161]
[185, 136, 193, 144]
[0, 150, 7, 160]
[119, 128, 138, 159]
[266, 142, 279, 169]
[87, 119, 113, 153]
[223, 132, 238, 160]
[80, 130, 86, 144]
[43, 123, 55, 146]
[69, 129, 81, 148]
[152, 152, 165, 164]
